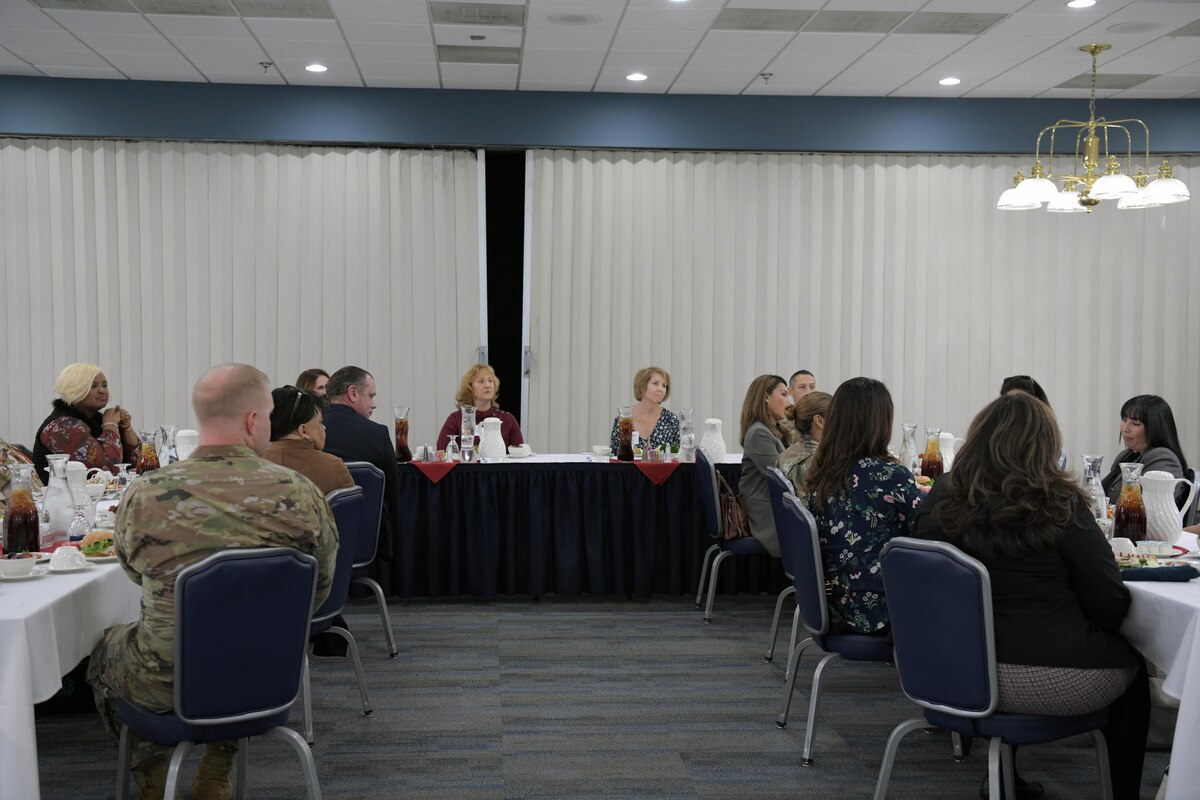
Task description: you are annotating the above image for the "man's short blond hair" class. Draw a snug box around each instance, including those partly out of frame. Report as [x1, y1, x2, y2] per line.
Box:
[633, 367, 671, 402]
[192, 364, 270, 425]
[55, 363, 103, 406]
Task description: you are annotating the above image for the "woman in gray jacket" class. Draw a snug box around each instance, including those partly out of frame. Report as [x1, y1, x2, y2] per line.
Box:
[1101, 395, 1192, 515]
[738, 374, 792, 557]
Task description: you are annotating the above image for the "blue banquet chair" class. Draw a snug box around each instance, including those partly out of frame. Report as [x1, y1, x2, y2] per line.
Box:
[114, 547, 323, 800]
[764, 466, 807, 676]
[299, 485, 373, 745]
[345, 461, 398, 658]
[873, 537, 1112, 800]
[774, 492, 894, 766]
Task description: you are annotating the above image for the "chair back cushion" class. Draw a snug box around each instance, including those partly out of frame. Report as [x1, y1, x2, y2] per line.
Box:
[312, 485, 364, 623]
[174, 548, 318, 724]
[696, 448, 723, 539]
[881, 537, 997, 717]
[345, 461, 385, 566]
[765, 467, 795, 559]
[778, 493, 829, 637]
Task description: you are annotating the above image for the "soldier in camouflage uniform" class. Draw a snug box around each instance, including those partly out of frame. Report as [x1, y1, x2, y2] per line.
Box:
[88, 364, 339, 800]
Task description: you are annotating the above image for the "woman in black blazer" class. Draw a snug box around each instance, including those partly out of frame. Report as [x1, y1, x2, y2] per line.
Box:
[914, 393, 1148, 800]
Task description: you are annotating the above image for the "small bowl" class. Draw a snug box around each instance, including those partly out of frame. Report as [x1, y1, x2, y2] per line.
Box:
[0, 557, 37, 578]
[593, 445, 611, 458]
[85, 482, 106, 499]
[49, 546, 88, 571]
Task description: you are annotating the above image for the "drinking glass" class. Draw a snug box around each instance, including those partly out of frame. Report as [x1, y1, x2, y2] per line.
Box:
[67, 503, 91, 543]
[446, 435, 461, 462]
[461, 405, 477, 452]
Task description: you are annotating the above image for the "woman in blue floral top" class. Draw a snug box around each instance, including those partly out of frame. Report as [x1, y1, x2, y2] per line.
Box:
[804, 377, 921, 634]
[609, 367, 680, 455]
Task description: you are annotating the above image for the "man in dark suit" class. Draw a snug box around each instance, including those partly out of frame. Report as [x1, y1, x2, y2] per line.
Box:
[321, 365, 398, 561]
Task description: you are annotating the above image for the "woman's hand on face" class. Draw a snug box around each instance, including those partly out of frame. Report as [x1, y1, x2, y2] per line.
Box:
[102, 408, 122, 426]
[116, 407, 132, 430]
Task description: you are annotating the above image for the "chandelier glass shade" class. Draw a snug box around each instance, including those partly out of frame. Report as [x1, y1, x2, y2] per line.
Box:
[997, 44, 1190, 214]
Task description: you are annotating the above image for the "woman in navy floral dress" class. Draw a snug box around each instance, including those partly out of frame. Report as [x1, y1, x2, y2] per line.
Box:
[804, 377, 921, 634]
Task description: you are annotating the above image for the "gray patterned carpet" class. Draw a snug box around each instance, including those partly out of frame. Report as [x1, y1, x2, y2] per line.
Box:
[37, 595, 1169, 799]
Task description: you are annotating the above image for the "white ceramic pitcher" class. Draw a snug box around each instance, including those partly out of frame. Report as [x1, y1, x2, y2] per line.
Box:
[1142, 470, 1198, 544]
[939, 432, 964, 471]
[477, 417, 507, 460]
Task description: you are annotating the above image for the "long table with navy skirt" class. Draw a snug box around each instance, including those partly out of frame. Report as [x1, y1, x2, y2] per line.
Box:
[367, 453, 787, 599]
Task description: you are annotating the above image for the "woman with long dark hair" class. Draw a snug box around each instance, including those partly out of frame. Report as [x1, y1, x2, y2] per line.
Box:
[264, 385, 353, 495]
[1101, 395, 1190, 510]
[914, 393, 1148, 800]
[804, 377, 920, 634]
[999, 374, 1049, 405]
[737, 374, 791, 557]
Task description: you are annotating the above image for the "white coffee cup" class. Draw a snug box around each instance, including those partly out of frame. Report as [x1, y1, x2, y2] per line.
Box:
[1109, 537, 1136, 556]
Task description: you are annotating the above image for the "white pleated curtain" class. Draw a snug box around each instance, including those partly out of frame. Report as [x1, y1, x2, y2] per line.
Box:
[0, 139, 481, 447]
[526, 149, 1200, 469]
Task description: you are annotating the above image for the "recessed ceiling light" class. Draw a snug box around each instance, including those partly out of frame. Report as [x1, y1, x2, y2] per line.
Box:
[626, 72, 648, 81]
[1066, 0, 1095, 8]
[939, 76, 961, 86]
[305, 63, 327, 72]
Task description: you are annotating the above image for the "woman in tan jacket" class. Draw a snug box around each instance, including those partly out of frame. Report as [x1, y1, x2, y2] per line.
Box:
[265, 386, 354, 495]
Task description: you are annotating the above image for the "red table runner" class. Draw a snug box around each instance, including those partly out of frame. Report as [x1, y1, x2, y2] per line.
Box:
[607, 460, 683, 485]
[411, 461, 457, 484]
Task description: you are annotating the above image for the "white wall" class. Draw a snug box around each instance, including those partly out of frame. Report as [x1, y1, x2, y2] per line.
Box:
[525, 149, 1200, 473]
[0, 139, 482, 447]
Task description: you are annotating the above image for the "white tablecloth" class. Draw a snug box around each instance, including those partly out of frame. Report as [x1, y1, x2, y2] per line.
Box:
[0, 562, 141, 799]
[1120, 532, 1200, 800]
[475, 452, 744, 465]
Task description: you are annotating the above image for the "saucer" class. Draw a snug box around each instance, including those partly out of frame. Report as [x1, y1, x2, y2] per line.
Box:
[48, 562, 95, 574]
[2, 566, 48, 581]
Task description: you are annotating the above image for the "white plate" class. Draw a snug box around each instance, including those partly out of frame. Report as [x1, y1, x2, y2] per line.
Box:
[86, 555, 119, 563]
[2, 566, 48, 581]
[507, 450, 534, 459]
[48, 562, 95, 574]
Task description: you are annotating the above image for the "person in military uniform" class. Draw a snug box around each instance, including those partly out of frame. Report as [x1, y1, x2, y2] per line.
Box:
[88, 364, 339, 800]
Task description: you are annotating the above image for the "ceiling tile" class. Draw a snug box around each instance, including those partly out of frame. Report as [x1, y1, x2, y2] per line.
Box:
[603, 49, 690, 70]
[520, 60, 599, 81]
[1105, 52, 1200, 74]
[822, 0, 922, 9]
[618, 7, 721, 31]
[777, 31, 884, 56]
[103, 50, 202, 75]
[243, 18, 343, 41]
[766, 46, 862, 72]
[671, 66, 756, 86]
[0, 64, 45, 76]
[517, 78, 595, 90]
[45, 9, 156, 34]
[684, 48, 774, 72]
[201, 69, 287, 84]
[186, 51, 271, 71]
[627, 0, 725, 8]
[608, 28, 703, 51]
[818, 70, 909, 94]
[724, 0, 824, 8]
[521, 47, 604, 68]
[699, 29, 793, 52]
[0, 31, 86, 53]
[1037, 87, 1122, 99]
[440, 61, 517, 88]
[328, 0, 429, 24]
[7, 46, 110, 67]
[0, 46, 27, 66]
[1129, 74, 1200, 92]
[526, 6, 620, 29]
[527, 0, 624, 8]
[524, 27, 614, 49]
[340, 22, 433, 44]
[145, 15, 249, 37]
[921, 0, 1025, 11]
[347, 41, 435, 60]
[38, 64, 126, 77]
[870, 33, 971, 56]
[0, 5, 63, 31]
[171, 36, 266, 58]
[853, 52, 942, 73]
[1117, 88, 1199, 99]
[984, 12, 1094, 38]
[364, 75, 440, 86]
[74, 32, 177, 54]
[959, 35, 1061, 59]
[433, 23, 523, 46]
[358, 58, 438, 78]
[258, 39, 352, 60]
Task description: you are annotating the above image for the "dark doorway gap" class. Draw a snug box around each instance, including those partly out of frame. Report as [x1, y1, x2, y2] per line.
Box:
[483, 149, 526, 423]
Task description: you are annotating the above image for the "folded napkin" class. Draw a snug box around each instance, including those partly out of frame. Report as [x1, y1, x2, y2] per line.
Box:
[1121, 564, 1200, 582]
[410, 461, 457, 484]
[633, 461, 681, 486]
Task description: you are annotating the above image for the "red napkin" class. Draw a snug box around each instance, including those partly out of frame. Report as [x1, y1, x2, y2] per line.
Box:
[633, 461, 681, 486]
[410, 461, 457, 484]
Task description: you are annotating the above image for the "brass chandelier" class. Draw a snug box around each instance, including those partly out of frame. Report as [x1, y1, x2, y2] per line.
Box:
[997, 44, 1190, 213]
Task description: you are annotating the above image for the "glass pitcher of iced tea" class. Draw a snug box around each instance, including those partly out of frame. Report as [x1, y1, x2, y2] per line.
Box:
[1113, 462, 1146, 540]
[3, 464, 40, 555]
[393, 407, 412, 463]
[921, 427, 944, 479]
[136, 430, 160, 474]
[616, 406, 635, 462]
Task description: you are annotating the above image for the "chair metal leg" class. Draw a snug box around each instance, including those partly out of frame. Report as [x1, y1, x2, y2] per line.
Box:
[1000, 742, 1016, 800]
[801, 652, 843, 765]
[704, 550, 732, 622]
[265, 725, 324, 800]
[764, 585, 796, 661]
[163, 741, 193, 800]
[330, 626, 373, 716]
[301, 653, 314, 745]
[988, 738, 1003, 800]
[695, 544, 720, 608]
[776, 637, 816, 727]
[352, 576, 398, 658]
[951, 732, 971, 762]
[872, 716, 926, 800]
[234, 737, 250, 800]
[116, 724, 132, 799]
[1090, 729, 1113, 800]
[785, 608, 804, 683]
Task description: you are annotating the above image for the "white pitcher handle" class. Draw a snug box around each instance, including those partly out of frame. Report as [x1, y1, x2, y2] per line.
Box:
[1179, 477, 1199, 526]
[85, 467, 108, 481]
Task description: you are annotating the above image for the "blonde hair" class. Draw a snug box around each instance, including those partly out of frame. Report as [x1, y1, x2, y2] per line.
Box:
[455, 364, 501, 408]
[55, 363, 104, 406]
[787, 391, 832, 437]
[633, 367, 671, 402]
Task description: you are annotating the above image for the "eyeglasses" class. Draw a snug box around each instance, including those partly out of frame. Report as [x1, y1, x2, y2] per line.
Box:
[283, 385, 307, 424]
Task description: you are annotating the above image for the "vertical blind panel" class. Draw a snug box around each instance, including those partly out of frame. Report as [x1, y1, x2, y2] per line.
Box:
[526, 149, 1200, 469]
[0, 139, 480, 447]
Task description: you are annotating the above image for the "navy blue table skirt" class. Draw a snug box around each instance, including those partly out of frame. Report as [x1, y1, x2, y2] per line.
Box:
[368, 461, 787, 599]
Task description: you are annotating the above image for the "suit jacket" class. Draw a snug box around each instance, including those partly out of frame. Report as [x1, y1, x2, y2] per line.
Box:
[264, 439, 355, 496]
[321, 403, 399, 560]
[740, 420, 786, 557]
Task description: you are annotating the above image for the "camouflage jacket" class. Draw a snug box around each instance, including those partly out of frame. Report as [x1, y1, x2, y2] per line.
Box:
[113, 444, 339, 704]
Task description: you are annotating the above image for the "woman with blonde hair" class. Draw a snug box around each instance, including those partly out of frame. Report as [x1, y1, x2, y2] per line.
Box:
[609, 366, 680, 455]
[804, 377, 919, 634]
[33, 362, 141, 483]
[437, 364, 524, 451]
[914, 392, 1148, 800]
[737, 374, 791, 557]
[777, 390, 831, 495]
